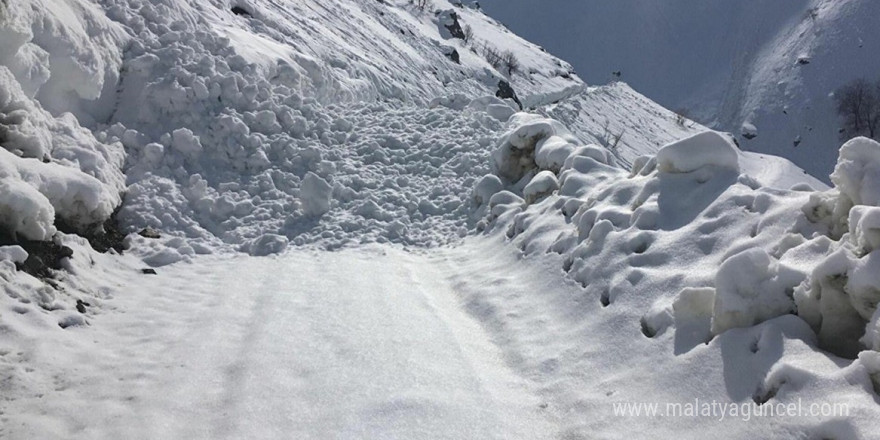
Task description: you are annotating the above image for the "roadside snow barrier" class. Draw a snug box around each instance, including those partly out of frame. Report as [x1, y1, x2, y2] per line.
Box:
[480, 113, 880, 360]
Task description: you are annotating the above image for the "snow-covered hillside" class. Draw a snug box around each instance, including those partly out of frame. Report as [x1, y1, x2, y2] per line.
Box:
[480, 0, 880, 181]
[2, 0, 880, 438]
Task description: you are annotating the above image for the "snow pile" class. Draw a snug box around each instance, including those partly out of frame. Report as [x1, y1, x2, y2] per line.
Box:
[0, 1, 126, 241]
[793, 137, 880, 357]
[477, 113, 880, 364]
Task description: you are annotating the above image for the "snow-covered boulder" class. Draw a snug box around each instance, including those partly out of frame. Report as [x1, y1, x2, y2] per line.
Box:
[300, 172, 333, 217]
[656, 131, 739, 174]
[465, 96, 517, 122]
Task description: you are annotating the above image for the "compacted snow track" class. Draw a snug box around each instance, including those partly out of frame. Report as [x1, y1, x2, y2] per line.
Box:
[2, 245, 554, 440]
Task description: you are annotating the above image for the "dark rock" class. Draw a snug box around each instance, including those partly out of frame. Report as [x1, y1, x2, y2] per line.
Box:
[0, 228, 74, 279]
[138, 227, 161, 239]
[55, 204, 126, 254]
[441, 11, 465, 40]
[743, 132, 757, 140]
[142, 268, 157, 275]
[231, 6, 252, 17]
[496, 80, 522, 110]
[444, 47, 460, 64]
[75, 299, 90, 313]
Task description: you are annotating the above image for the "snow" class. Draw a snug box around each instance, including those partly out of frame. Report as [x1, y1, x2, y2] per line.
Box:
[656, 130, 740, 174]
[831, 137, 880, 207]
[0, 177, 56, 241]
[479, 0, 880, 182]
[1, 0, 880, 439]
[522, 170, 559, 204]
[299, 172, 333, 218]
[0, 245, 29, 264]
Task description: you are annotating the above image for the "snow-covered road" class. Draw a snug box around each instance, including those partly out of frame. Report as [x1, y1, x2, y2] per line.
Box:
[4, 245, 553, 439]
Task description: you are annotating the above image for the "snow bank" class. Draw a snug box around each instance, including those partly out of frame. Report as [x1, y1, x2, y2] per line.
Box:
[656, 131, 739, 174]
[477, 111, 880, 364]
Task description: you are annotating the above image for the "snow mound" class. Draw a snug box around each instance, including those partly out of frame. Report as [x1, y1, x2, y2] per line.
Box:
[710, 248, 793, 336]
[656, 131, 739, 174]
[0, 177, 56, 241]
[830, 137, 880, 207]
[492, 114, 580, 182]
[476, 111, 877, 364]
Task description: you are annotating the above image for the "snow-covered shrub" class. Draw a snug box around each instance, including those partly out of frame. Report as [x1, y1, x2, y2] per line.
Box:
[655, 130, 739, 174]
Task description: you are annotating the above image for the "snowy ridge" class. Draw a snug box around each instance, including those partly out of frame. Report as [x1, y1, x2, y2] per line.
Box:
[470, 109, 880, 435]
[481, 0, 880, 181]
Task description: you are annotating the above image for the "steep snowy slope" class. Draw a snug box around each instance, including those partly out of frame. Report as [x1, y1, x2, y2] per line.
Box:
[480, 0, 880, 181]
[4, 0, 880, 439]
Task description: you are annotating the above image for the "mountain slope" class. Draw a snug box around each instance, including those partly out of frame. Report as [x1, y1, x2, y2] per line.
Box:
[480, 0, 880, 181]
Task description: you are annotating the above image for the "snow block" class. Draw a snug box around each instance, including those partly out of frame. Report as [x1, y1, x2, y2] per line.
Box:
[831, 137, 880, 207]
[711, 248, 793, 336]
[656, 131, 739, 174]
[0, 177, 56, 241]
[523, 170, 559, 204]
[301, 172, 333, 217]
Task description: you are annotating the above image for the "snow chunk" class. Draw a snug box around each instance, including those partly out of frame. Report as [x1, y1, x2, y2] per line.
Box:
[244, 234, 289, 257]
[0, 245, 29, 264]
[849, 206, 880, 253]
[472, 174, 503, 206]
[831, 137, 880, 207]
[301, 172, 333, 217]
[656, 131, 739, 174]
[711, 248, 792, 335]
[492, 115, 578, 181]
[0, 148, 116, 230]
[171, 128, 202, 157]
[0, 177, 56, 240]
[523, 170, 559, 204]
